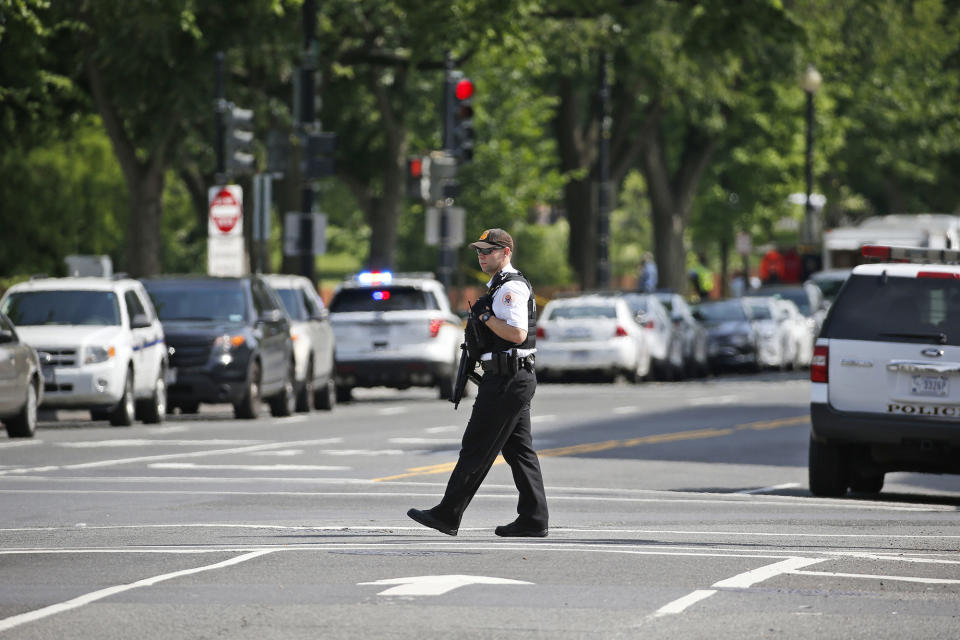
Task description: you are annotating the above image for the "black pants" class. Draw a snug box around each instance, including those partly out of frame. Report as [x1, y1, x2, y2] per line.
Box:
[434, 366, 548, 528]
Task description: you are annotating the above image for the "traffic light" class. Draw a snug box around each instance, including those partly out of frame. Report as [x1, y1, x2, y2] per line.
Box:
[452, 77, 475, 163]
[225, 103, 256, 175]
[304, 131, 336, 179]
[407, 156, 426, 200]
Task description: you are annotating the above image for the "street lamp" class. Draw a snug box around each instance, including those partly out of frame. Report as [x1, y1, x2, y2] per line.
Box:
[801, 64, 822, 245]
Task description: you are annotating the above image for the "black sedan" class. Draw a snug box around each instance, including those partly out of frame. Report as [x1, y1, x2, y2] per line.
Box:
[693, 299, 760, 373]
[141, 276, 295, 419]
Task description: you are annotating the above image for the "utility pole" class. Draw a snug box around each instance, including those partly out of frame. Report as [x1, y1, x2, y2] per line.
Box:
[299, 0, 317, 284]
[596, 51, 611, 290]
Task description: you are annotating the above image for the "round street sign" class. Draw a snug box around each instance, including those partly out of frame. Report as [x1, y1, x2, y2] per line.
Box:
[209, 188, 242, 234]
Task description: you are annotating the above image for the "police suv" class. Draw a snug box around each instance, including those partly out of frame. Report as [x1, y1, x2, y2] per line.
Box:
[810, 244, 960, 496]
[328, 271, 462, 402]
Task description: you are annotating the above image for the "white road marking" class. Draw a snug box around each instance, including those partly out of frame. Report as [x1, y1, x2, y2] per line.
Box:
[358, 574, 533, 596]
[425, 426, 460, 433]
[388, 438, 461, 445]
[0, 437, 344, 476]
[737, 483, 801, 494]
[57, 439, 263, 448]
[0, 440, 42, 449]
[0, 550, 274, 633]
[148, 463, 351, 471]
[689, 395, 740, 406]
[788, 570, 960, 585]
[378, 407, 409, 416]
[317, 449, 407, 456]
[612, 406, 638, 414]
[251, 449, 303, 457]
[531, 414, 556, 423]
[651, 557, 823, 618]
[145, 426, 189, 434]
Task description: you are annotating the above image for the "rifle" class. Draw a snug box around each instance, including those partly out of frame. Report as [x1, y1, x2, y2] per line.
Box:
[452, 302, 484, 409]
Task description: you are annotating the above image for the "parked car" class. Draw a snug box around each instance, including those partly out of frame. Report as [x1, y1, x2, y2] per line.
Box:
[0, 277, 167, 426]
[328, 271, 461, 402]
[743, 296, 789, 369]
[263, 274, 336, 411]
[141, 275, 295, 419]
[772, 298, 815, 368]
[653, 291, 709, 377]
[693, 299, 760, 372]
[0, 312, 43, 437]
[754, 282, 827, 334]
[621, 293, 684, 380]
[807, 268, 852, 307]
[536, 295, 651, 382]
[810, 244, 960, 497]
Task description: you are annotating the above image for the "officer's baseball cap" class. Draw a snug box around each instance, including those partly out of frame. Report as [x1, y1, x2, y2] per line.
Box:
[469, 228, 514, 251]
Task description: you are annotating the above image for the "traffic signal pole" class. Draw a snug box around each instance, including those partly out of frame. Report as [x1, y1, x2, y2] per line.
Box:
[438, 53, 456, 290]
[299, 0, 317, 284]
[215, 52, 226, 185]
[596, 51, 611, 290]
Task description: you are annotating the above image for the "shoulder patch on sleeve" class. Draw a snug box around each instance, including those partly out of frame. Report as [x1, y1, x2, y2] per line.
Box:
[503, 292, 513, 306]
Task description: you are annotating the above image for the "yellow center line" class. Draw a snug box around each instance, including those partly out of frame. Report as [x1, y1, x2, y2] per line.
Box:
[372, 414, 810, 482]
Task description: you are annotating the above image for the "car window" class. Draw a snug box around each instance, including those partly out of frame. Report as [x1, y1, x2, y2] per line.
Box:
[2, 290, 121, 326]
[301, 287, 323, 317]
[547, 305, 617, 320]
[275, 288, 308, 321]
[146, 285, 248, 323]
[330, 287, 439, 312]
[695, 301, 748, 323]
[0, 313, 13, 333]
[124, 290, 146, 325]
[746, 301, 773, 320]
[251, 280, 279, 314]
[821, 273, 960, 345]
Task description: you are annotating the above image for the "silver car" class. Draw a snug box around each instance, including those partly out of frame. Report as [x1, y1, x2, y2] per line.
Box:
[0, 312, 43, 438]
[263, 274, 336, 411]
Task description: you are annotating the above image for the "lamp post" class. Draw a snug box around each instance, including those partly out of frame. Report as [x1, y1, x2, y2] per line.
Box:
[801, 64, 822, 245]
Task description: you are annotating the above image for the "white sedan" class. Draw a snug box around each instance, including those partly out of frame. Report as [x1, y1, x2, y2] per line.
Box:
[535, 295, 651, 382]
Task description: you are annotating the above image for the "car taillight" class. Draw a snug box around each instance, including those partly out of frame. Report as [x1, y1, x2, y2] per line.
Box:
[429, 318, 442, 338]
[811, 345, 828, 383]
[615, 326, 629, 337]
[536, 327, 546, 339]
[917, 271, 960, 279]
[642, 320, 654, 329]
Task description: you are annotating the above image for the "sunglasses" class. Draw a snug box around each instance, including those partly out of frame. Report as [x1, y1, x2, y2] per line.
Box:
[476, 247, 501, 255]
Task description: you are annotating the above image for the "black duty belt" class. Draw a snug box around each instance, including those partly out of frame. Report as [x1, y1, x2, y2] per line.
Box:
[480, 352, 535, 376]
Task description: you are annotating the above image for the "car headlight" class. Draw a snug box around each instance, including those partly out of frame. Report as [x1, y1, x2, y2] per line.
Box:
[213, 334, 246, 353]
[85, 346, 115, 364]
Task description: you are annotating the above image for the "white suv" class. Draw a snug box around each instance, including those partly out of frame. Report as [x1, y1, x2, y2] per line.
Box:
[809, 244, 960, 496]
[0, 277, 167, 425]
[328, 271, 461, 402]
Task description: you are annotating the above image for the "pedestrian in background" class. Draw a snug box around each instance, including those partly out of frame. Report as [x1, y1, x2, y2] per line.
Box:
[638, 252, 658, 292]
[407, 228, 548, 538]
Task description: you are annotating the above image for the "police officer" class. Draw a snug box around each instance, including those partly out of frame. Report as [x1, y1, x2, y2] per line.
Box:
[407, 228, 548, 537]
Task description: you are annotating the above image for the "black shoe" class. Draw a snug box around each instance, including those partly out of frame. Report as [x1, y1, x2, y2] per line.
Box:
[494, 520, 548, 538]
[407, 508, 458, 536]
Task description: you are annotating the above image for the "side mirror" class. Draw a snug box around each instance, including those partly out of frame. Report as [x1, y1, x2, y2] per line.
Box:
[312, 309, 329, 322]
[131, 313, 152, 329]
[0, 330, 16, 344]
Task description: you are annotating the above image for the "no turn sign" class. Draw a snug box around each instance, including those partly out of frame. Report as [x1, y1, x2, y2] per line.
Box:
[208, 185, 243, 237]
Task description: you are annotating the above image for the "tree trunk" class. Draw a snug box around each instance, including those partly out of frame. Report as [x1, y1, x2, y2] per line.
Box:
[365, 70, 407, 271]
[123, 163, 165, 277]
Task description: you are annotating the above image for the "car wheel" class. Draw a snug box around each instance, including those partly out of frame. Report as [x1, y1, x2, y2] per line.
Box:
[437, 367, 454, 400]
[109, 371, 135, 427]
[295, 361, 315, 413]
[178, 401, 200, 415]
[5, 379, 38, 438]
[314, 377, 336, 411]
[234, 360, 261, 420]
[808, 436, 848, 497]
[849, 472, 884, 494]
[335, 385, 353, 403]
[139, 374, 167, 424]
[269, 361, 296, 417]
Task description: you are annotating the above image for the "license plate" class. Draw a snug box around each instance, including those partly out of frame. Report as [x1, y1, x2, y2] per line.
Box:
[565, 328, 591, 339]
[165, 368, 177, 384]
[572, 350, 589, 360]
[911, 375, 948, 397]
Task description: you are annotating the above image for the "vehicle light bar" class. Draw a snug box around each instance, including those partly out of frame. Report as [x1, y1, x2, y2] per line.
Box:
[861, 244, 960, 264]
[357, 271, 393, 285]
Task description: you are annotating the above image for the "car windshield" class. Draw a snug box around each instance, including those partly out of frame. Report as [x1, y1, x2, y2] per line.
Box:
[548, 305, 617, 320]
[812, 277, 847, 302]
[275, 288, 307, 321]
[695, 301, 747, 322]
[147, 286, 249, 323]
[330, 286, 439, 312]
[760, 288, 811, 314]
[745, 301, 773, 320]
[621, 296, 648, 314]
[1, 290, 121, 326]
[821, 273, 960, 346]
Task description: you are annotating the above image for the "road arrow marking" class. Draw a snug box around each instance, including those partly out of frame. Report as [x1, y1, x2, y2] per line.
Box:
[358, 574, 533, 596]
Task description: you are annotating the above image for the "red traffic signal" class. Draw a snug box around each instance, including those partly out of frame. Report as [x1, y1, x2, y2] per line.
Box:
[408, 157, 423, 178]
[455, 78, 474, 101]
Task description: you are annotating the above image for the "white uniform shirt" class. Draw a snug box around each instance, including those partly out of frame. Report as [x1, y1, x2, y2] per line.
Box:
[481, 265, 536, 360]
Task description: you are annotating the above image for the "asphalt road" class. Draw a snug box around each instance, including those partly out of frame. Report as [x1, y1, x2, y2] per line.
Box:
[1, 371, 958, 639]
